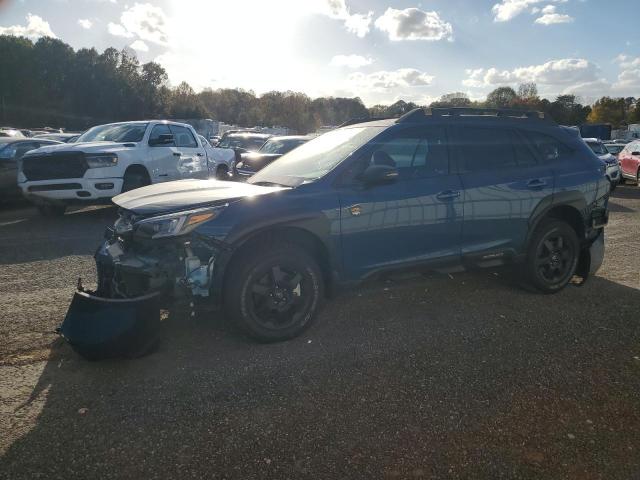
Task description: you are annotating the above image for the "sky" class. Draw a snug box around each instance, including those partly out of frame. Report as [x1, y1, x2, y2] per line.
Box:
[0, 0, 638, 106]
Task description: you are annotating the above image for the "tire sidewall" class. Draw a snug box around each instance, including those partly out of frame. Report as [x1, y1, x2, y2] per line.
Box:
[122, 171, 149, 193]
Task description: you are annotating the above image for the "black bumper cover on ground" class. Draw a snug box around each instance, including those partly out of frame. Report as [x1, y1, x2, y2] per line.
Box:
[59, 290, 161, 360]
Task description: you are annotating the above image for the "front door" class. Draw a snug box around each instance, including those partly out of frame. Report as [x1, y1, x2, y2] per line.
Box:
[453, 125, 555, 258]
[338, 125, 463, 280]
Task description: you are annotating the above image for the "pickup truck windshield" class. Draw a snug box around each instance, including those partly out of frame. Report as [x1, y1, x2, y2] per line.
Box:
[248, 126, 384, 186]
[76, 123, 148, 143]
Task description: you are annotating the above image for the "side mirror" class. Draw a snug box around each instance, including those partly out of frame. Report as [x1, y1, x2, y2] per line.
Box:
[361, 164, 399, 186]
[149, 134, 174, 146]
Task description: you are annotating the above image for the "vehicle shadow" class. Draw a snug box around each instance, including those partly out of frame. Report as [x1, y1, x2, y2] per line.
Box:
[2, 273, 640, 479]
[0, 205, 116, 265]
[611, 183, 640, 200]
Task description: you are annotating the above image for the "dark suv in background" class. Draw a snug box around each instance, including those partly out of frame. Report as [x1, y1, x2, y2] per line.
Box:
[63, 108, 609, 352]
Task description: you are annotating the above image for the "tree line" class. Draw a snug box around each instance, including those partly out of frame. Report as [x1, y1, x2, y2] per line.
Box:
[1, 35, 639, 134]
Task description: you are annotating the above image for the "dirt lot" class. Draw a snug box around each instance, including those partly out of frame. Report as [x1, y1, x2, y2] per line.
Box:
[1, 186, 639, 479]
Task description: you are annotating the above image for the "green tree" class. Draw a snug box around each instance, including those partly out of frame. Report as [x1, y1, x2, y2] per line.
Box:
[485, 87, 518, 108]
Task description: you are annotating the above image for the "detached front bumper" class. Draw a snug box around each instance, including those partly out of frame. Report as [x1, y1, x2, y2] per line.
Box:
[59, 290, 161, 360]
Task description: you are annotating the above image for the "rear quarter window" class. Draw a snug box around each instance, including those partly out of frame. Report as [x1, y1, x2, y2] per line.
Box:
[522, 131, 573, 162]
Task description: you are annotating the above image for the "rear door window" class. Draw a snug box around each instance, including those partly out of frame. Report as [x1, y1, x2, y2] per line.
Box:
[456, 127, 516, 172]
[522, 131, 572, 162]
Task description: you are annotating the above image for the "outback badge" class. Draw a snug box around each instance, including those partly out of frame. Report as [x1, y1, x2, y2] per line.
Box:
[349, 204, 362, 216]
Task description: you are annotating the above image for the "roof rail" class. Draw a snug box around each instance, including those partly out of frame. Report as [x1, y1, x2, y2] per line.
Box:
[396, 107, 555, 124]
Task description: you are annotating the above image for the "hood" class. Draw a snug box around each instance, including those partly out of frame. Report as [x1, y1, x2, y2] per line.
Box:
[113, 178, 286, 215]
[24, 141, 137, 156]
[238, 152, 282, 170]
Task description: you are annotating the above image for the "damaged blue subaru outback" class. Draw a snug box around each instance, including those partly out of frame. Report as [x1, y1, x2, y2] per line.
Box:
[61, 108, 609, 358]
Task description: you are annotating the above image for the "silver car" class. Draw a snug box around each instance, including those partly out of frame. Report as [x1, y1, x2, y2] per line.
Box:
[584, 138, 620, 190]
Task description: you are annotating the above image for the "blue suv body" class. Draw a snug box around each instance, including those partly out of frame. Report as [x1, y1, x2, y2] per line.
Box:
[71, 108, 609, 345]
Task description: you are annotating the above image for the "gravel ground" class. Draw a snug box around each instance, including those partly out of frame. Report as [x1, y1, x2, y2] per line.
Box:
[0, 187, 639, 480]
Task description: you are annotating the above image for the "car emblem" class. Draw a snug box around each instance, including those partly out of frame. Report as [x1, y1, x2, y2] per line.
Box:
[349, 205, 362, 216]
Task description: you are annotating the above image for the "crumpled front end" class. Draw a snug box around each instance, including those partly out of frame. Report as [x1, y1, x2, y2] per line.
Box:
[60, 210, 226, 360]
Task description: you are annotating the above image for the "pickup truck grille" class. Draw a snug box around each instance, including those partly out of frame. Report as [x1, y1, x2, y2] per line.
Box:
[22, 152, 88, 181]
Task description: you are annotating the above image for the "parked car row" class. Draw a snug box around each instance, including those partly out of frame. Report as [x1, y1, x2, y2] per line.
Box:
[2, 119, 311, 213]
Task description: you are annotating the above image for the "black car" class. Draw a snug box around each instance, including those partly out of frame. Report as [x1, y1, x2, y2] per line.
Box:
[60, 108, 610, 359]
[234, 135, 312, 179]
[0, 138, 62, 200]
[216, 131, 271, 154]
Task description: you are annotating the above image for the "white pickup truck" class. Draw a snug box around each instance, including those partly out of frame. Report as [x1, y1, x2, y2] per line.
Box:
[18, 120, 210, 215]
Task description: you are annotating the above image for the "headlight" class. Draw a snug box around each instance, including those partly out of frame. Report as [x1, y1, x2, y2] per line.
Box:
[135, 206, 226, 239]
[86, 153, 118, 169]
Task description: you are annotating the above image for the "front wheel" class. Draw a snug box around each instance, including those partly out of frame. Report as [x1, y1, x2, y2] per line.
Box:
[122, 170, 150, 193]
[525, 219, 579, 294]
[224, 243, 324, 342]
[216, 165, 229, 180]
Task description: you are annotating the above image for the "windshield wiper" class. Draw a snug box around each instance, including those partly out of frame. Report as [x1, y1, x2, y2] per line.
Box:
[252, 181, 291, 188]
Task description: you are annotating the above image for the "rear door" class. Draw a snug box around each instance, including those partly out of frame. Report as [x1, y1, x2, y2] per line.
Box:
[169, 125, 208, 179]
[148, 124, 180, 182]
[454, 125, 555, 259]
[338, 125, 463, 279]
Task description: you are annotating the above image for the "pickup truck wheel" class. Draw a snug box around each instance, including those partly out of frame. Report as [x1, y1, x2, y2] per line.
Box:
[224, 243, 324, 342]
[215, 165, 229, 180]
[37, 204, 66, 216]
[525, 219, 579, 294]
[122, 170, 150, 192]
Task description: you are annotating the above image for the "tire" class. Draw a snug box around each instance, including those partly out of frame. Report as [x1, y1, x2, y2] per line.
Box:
[122, 169, 150, 193]
[216, 165, 229, 180]
[609, 179, 617, 192]
[37, 204, 66, 216]
[224, 242, 324, 342]
[525, 219, 580, 294]
[619, 176, 626, 185]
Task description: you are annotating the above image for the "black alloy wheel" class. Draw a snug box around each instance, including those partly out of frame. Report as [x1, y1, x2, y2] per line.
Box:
[526, 219, 579, 293]
[225, 242, 324, 342]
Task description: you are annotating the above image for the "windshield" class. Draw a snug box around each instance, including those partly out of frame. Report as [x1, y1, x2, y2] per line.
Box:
[218, 135, 268, 151]
[605, 144, 624, 155]
[259, 138, 306, 155]
[76, 123, 148, 143]
[586, 141, 608, 155]
[248, 126, 384, 186]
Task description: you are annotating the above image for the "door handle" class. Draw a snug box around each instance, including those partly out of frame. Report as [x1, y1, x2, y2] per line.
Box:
[173, 152, 182, 157]
[436, 190, 460, 200]
[526, 179, 547, 189]
[196, 153, 204, 157]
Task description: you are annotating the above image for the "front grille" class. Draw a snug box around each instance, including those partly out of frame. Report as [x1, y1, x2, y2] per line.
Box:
[22, 152, 87, 181]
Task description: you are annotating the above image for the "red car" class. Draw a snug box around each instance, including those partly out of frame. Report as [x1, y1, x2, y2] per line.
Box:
[619, 140, 640, 185]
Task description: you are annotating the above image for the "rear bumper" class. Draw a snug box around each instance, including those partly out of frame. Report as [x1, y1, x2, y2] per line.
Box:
[19, 177, 123, 203]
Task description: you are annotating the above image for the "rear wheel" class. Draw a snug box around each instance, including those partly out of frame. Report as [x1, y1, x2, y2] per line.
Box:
[122, 169, 150, 193]
[37, 204, 66, 216]
[224, 242, 324, 342]
[525, 219, 579, 294]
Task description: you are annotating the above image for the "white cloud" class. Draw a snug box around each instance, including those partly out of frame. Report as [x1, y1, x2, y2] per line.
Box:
[107, 22, 133, 38]
[77, 19, 93, 30]
[0, 13, 56, 39]
[492, 0, 568, 22]
[108, 3, 168, 45]
[323, 0, 373, 37]
[534, 5, 573, 25]
[129, 39, 149, 52]
[613, 55, 640, 90]
[374, 7, 453, 41]
[349, 68, 434, 91]
[330, 54, 373, 68]
[464, 59, 601, 89]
